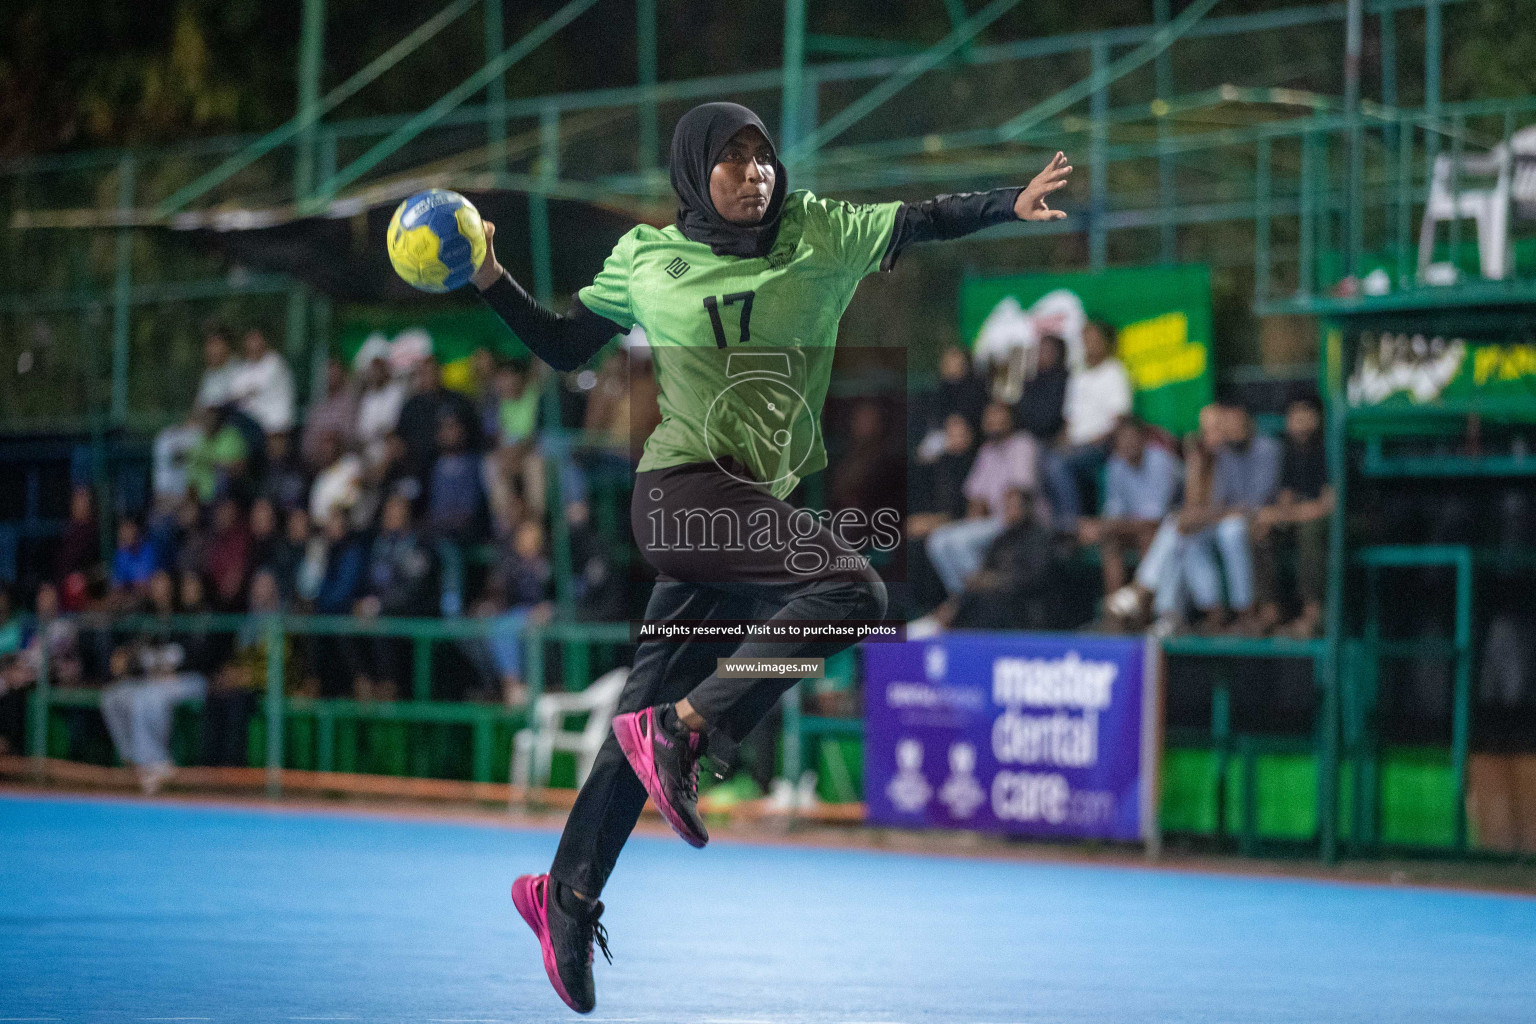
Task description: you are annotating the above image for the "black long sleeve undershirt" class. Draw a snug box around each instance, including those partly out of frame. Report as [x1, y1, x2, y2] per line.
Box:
[478, 186, 1024, 369]
[880, 186, 1025, 271]
[477, 271, 622, 372]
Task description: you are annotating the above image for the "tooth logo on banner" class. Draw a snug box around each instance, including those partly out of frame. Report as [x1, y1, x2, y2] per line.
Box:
[924, 644, 947, 682]
[887, 738, 932, 813]
[939, 741, 985, 819]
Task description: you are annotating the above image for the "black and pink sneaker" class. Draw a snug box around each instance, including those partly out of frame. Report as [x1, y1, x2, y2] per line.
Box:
[511, 873, 611, 1014]
[612, 705, 709, 848]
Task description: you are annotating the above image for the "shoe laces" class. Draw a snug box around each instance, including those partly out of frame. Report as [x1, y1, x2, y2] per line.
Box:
[585, 917, 613, 966]
[680, 736, 702, 802]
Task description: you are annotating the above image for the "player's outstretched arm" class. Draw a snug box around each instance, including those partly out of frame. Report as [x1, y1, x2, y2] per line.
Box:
[879, 152, 1073, 271]
[471, 221, 621, 372]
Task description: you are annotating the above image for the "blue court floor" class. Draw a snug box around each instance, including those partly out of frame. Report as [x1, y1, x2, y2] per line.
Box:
[2, 793, 1533, 1024]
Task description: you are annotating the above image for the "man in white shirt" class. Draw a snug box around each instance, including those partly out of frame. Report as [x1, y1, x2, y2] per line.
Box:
[355, 356, 409, 469]
[1043, 318, 1133, 528]
[228, 328, 295, 435]
[193, 324, 239, 411]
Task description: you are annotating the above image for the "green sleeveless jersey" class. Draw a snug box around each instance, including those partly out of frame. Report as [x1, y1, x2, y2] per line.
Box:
[578, 190, 900, 499]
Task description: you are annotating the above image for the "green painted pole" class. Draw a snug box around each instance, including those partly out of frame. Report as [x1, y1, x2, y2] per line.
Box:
[486, 0, 507, 175]
[637, 0, 658, 174]
[1396, 114, 1413, 286]
[1089, 37, 1109, 272]
[1379, 6, 1397, 112]
[780, 0, 806, 160]
[1424, 0, 1442, 165]
[1154, 0, 1175, 263]
[109, 153, 135, 426]
[265, 617, 286, 798]
[529, 105, 559, 305]
[1319, 349, 1348, 864]
[1299, 126, 1316, 299]
[1343, 0, 1363, 280]
[1255, 138, 1271, 306]
[413, 638, 433, 701]
[1451, 549, 1473, 851]
[295, 0, 327, 201]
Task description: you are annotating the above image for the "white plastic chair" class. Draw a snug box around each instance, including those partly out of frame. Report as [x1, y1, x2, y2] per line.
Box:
[1418, 142, 1512, 281]
[511, 667, 628, 795]
[1417, 125, 1536, 283]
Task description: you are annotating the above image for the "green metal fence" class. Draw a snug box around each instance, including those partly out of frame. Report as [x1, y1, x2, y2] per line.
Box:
[22, 612, 632, 795]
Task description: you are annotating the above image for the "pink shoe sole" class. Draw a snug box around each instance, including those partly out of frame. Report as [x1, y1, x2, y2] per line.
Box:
[612, 709, 707, 848]
[511, 874, 584, 1013]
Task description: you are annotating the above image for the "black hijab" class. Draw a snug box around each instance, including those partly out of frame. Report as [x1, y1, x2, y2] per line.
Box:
[669, 102, 788, 259]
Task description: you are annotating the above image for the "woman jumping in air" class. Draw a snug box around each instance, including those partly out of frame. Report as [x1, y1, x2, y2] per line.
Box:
[471, 101, 1071, 1014]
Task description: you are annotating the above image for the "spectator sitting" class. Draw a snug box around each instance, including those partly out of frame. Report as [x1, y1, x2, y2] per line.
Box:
[55, 484, 100, 585]
[485, 360, 545, 535]
[1253, 397, 1333, 638]
[1012, 333, 1069, 445]
[427, 412, 487, 542]
[261, 430, 310, 513]
[162, 496, 207, 579]
[1105, 402, 1235, 629]
[201, 497, 251, 612]
[397, 357, 483, 480]
[467, 519, 553, 706]
[111, 518, 159, 609]
[949, 489, 1074, 630]
[201, 568, 289, 767]
[227, 327, 295, 435]
[308, 430, 364, 528]
[348, 494, 439, 701]
[355, 356, 408, 469]
[1161, 404, 1282, 634]
[175, 569, 226, 688]
[909, 413, 976, 543]
[151, 324, 239, 513]
[1077, 416, 1182, 611]
[300, 358, 356, 468]
[488, 359, 540, 447]
[99, 569, 208, 794]
[194, 321, 239, 412]
[185, 404, 261, 504]
[248, 497, 280, 572]
[296, 510, 367, 697]
[928, 344, 988, 435]
[265, 506, 310, 602]
[828, 399, 905, 517]
[1043, 318, 1133, 528]
[9, 582, 85, 693]
[924, 401, 1040, 596]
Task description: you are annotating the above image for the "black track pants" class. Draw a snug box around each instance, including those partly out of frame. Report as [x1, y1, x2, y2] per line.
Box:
[548, 462, 887, 896]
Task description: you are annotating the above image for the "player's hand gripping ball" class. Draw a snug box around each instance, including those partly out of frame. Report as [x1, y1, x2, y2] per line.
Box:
[387, 189, 487, 292]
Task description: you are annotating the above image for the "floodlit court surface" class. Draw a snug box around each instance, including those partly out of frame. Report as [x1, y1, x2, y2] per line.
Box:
[3, 793, 1535, 1024]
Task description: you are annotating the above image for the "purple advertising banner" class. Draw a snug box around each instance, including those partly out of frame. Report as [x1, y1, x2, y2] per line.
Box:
[864, 633, 1152, 841]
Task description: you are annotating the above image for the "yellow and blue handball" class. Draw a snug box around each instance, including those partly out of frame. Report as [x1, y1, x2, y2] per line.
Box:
[387, 189, 487, 292]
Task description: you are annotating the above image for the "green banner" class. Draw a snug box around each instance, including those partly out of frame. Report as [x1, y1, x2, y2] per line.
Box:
[336, 304, 531, 393]
[959, 264, 1215, 436]
[1335, 319, 1536, 417]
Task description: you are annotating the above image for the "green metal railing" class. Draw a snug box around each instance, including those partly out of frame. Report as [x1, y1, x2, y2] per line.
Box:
[2, 0, 1475, 434]
[23, 612, 631, 796]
